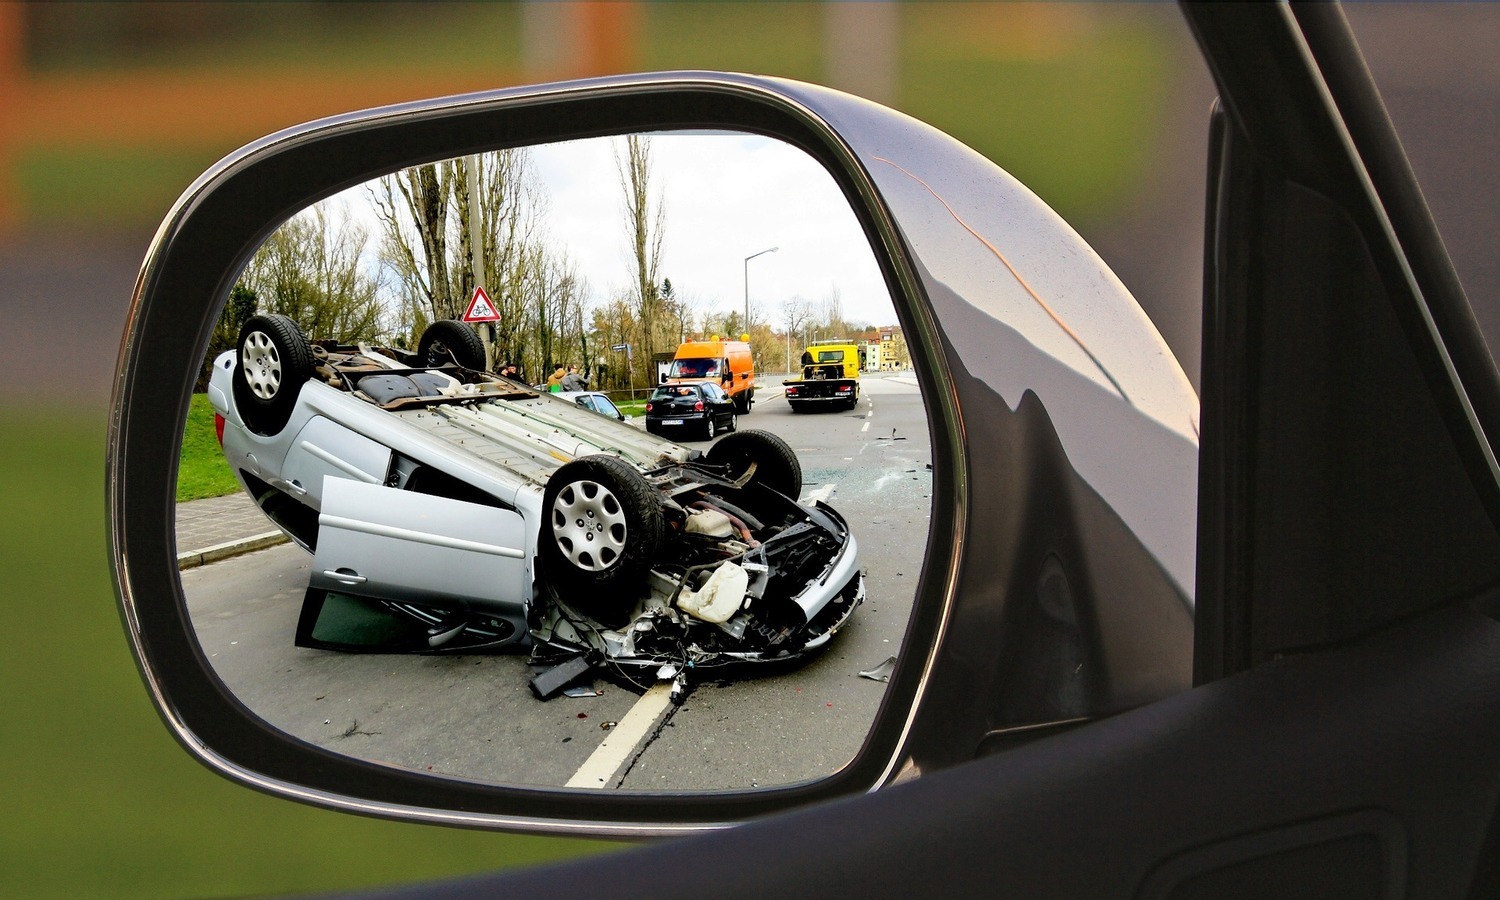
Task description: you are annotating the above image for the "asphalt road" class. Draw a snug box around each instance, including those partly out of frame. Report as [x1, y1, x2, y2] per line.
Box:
[181, 373, 930, 791]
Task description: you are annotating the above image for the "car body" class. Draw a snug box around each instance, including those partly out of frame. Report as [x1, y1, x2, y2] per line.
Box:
[207, 319, 862, 693]
[557, 390, 631, 423]
[644, 381, 738, 440]
[102, 3, 1500, 897]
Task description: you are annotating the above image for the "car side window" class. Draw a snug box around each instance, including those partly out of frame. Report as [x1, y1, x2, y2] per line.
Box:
[595, 396, 622, 418]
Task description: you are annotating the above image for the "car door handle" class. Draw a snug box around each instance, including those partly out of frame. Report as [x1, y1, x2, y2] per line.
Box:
[323, 568, 367, 585]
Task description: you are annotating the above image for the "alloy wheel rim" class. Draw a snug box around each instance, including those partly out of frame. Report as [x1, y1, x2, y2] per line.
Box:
[242, 331, 282, 400]
[551, 480, 627, 571]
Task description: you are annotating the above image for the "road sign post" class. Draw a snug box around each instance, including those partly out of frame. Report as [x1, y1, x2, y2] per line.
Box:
[611, 342, 633, 395]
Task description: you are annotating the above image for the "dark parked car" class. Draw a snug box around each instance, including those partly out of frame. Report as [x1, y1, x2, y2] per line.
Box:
[107, 4, 1500, 896]
[645, 381, 737, 440]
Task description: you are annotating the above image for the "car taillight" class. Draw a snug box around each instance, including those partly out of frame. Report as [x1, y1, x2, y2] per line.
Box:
[694, 401, 705, 412]
[785, 386, 798, 396]
[646, 402, 653, 413]
[214, 412, 226, 446]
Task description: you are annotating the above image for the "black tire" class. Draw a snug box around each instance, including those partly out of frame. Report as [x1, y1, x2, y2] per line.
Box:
[727, 412, 738, 433]
[416, 319, 486, 370]
[703, 416, 717, 441]
[734, 391, 753, 414]
[705, 429, 803, 498]
[541, 455, 664, 620]
[233, 314, 313, 436]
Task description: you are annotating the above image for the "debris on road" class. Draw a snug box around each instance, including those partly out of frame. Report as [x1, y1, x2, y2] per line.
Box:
[858, 656, 896, 683]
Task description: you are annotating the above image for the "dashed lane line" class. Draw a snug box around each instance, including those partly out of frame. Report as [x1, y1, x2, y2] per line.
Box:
[565, 682, 676, 789]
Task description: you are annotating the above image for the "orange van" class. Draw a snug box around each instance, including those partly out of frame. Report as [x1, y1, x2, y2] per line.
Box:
[664, 336, 756, 413]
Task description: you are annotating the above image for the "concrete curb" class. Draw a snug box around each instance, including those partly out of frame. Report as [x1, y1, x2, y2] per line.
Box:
[177, 531, 289, 570]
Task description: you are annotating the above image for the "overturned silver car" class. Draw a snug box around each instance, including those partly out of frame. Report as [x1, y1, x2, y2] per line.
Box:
[207, 315, 864, 700]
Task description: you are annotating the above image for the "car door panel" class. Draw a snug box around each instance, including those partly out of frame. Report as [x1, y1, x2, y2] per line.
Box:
[279, 415, 393, 505]
[308, 476, 529, 620]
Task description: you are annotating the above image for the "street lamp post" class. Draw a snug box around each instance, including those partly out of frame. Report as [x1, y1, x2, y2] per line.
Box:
[743, 246, 778, 331]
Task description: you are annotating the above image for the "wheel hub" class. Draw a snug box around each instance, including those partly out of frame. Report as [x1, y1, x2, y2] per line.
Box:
[242, 331, 282, 400]
[551, 480, 627, 571]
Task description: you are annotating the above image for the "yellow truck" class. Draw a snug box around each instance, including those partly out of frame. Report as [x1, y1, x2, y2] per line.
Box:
[782, 340, 861, 412]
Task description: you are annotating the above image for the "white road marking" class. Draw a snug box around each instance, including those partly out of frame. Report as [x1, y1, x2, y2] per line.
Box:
[803, 484, 836, 505]
[861, 421, 871, 433]
[565, 682, 676, 789]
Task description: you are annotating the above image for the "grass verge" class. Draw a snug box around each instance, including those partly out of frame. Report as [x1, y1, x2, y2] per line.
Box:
[176, 392, 240, 502]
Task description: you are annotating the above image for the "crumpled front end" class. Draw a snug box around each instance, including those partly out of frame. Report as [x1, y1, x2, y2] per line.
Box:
[530, 490, 865, 702]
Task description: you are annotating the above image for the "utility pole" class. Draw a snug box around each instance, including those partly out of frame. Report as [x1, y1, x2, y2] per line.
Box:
[466, 154, 493, 369]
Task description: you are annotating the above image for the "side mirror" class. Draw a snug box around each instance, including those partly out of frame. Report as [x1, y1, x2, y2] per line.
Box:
[109, 72, 1196, 834]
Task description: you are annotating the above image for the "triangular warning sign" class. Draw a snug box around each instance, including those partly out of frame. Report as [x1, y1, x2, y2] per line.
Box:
[462, 286, 501, 323]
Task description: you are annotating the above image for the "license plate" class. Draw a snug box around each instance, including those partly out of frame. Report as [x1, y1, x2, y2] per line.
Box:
[663, 419, 684, 425]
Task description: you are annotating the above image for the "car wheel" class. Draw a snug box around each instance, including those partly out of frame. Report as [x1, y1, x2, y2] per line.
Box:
[727, 412, 738, 433]
[704, 416, 716, 441]
[233, 313, 313, 436]
[416, 319, 486, 370]
[541, 455, 664, 620]
[705, 429, 803, 498]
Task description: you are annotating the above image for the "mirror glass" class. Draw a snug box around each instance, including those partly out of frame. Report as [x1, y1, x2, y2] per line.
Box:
[177, 131, 931, 791]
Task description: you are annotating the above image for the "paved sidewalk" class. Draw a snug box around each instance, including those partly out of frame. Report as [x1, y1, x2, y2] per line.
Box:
[175, 492, 286, 569]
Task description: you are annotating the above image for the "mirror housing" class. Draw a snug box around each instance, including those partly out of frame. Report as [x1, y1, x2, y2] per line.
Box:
[110, 72, 1197, 833]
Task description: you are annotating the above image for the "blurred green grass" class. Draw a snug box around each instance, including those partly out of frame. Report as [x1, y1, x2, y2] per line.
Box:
[0, 407, 612, 898]
[177, 393, 239, 502]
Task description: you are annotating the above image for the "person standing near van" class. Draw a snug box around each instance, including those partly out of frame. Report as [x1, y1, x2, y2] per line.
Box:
[559, 365, 587, 392]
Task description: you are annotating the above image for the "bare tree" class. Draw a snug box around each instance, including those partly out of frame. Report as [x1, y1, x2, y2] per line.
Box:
[370, 149, 586, 379]
[370, 163, 455, 322]
[590, 295, 638, 391]
[820, 284, 852, 339]
[662, 277, 706, 344]
[617, 135, 666, 381]
[781, 295, 813, 371]
[241, 204, 384, 343]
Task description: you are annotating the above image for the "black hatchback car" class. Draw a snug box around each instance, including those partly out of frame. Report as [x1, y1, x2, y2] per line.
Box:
[645, 381, 737, 441]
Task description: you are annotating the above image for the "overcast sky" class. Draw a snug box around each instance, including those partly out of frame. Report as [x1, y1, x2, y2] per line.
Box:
[325, 131, 897, 331]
